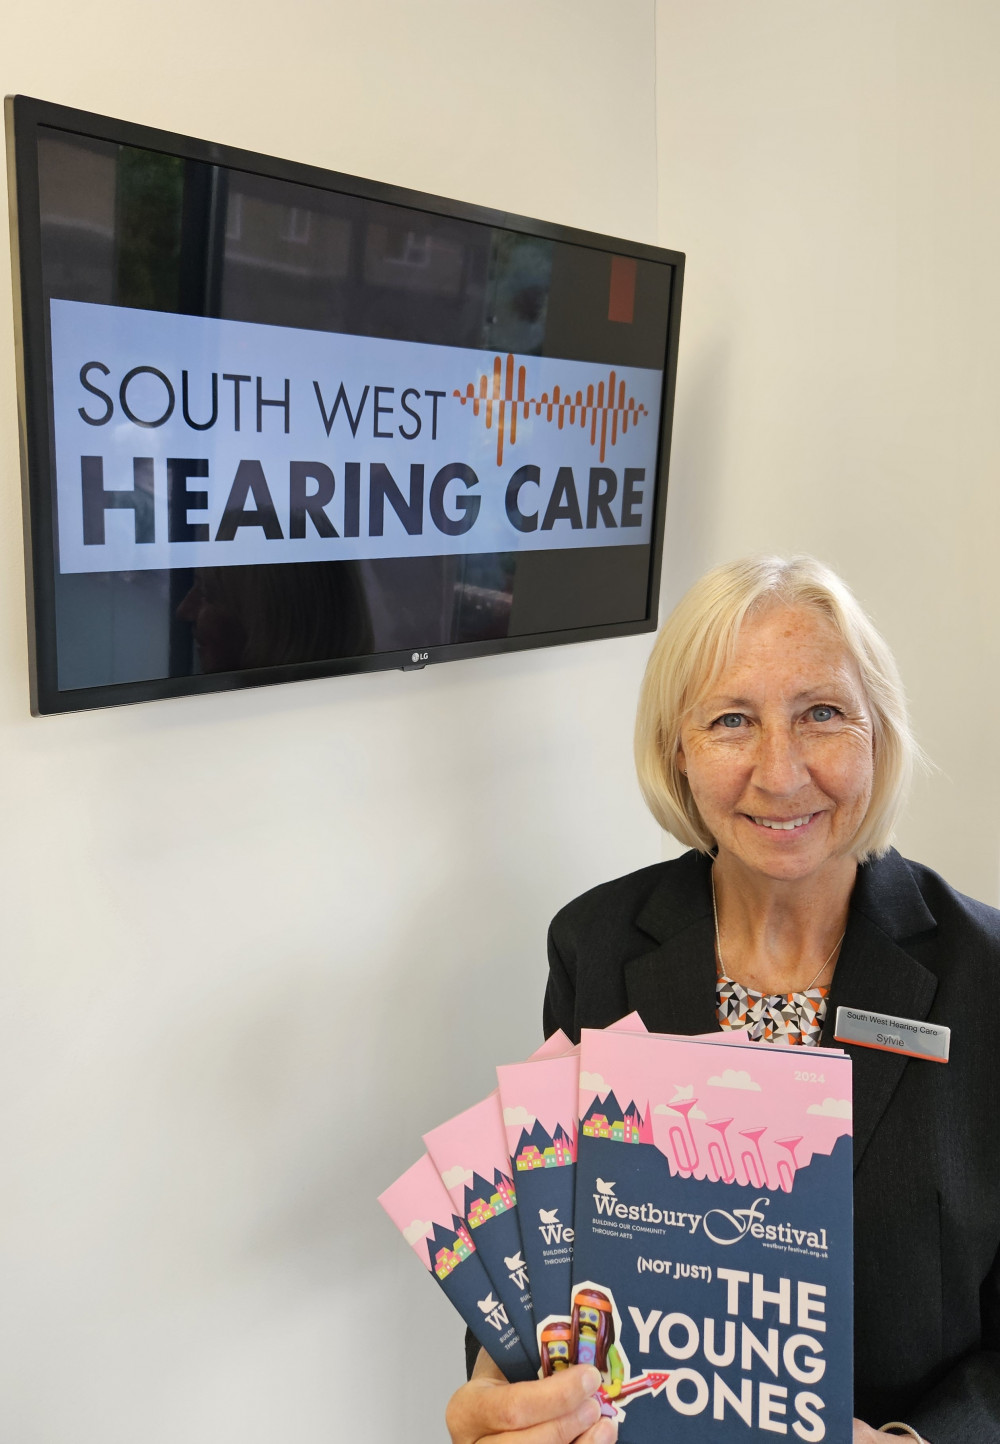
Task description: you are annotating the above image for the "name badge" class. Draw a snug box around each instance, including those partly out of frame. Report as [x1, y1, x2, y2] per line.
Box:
[833, 1006, 950, 1063]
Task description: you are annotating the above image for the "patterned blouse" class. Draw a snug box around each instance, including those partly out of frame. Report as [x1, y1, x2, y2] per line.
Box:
[716, 974, 829, 1046]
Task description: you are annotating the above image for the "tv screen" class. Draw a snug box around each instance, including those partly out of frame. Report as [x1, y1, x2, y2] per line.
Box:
[7, 95, 684, 714]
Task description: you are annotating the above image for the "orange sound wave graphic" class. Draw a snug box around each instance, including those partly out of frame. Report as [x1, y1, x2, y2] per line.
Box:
[453, 354, 649, 467]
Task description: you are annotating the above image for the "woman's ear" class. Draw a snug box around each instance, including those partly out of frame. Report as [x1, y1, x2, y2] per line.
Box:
[676, 745, 687, 777]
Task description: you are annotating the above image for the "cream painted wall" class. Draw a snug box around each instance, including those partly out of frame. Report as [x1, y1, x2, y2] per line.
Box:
[656, 0, 1000, 902]
[0, 5, 661, 1443]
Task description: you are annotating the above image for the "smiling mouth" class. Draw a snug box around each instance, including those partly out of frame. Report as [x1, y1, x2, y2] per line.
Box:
[749, 813, 817, 831]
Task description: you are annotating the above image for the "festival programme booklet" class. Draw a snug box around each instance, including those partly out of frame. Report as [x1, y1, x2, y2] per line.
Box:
[419, 1026, 580, 1364]
[531, 1028, 574, 1059]
[379, 1031, 574, 1376]
[571, 1029, 853, 1441]
[423, 1092, 539, 1368]
[496, 1051, 580, 1358]
[377, 1152, 537, 1382]
[495, 1021, 741, 1367]
[490, 1013, 650, 1360]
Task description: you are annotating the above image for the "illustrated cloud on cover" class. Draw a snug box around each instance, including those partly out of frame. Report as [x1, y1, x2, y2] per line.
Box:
[502, 1105, 535, 1129]
[706, 1067, 762, 1091]
[403, 1217, 433, 1245]
[807, 1096, 853, 1118]
[441, 1164, 474, 1190]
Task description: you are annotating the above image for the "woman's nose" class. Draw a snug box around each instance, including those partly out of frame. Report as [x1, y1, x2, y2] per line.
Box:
[751, 727, 808, 795]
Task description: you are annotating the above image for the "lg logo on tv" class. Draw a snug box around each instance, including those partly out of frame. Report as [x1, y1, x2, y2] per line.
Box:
[411, 651, 429, 663]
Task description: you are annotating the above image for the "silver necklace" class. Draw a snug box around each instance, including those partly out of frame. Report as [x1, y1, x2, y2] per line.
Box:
[710, 867, 845, 996]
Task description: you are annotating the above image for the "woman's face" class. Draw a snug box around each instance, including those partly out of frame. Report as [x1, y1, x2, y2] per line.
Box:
[676, 605, 875, 886]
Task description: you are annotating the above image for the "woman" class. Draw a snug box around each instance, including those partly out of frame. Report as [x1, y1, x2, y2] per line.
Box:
[448, 557, 1000, 1444]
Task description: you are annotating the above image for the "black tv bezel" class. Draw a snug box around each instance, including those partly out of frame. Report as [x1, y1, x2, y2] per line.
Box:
[6, 93, 685, 716]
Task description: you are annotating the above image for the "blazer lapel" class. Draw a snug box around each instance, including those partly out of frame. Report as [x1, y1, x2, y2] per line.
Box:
[622, 851, 720, 1036]
[821, 852, 939, 1172]
[624, 920, 721, 1036]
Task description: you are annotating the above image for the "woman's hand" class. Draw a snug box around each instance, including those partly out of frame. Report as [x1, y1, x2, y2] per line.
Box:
[446, 1350, 616, 1444]
[855, 1422, 908, 1442]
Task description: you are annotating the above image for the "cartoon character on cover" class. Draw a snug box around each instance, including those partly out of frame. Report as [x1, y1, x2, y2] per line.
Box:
[539, 1320, 574, 1375]
[570, 1287, 624, 1412]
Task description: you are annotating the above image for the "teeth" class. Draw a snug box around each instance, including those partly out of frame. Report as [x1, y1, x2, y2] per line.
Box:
[754, 815, 811, 830]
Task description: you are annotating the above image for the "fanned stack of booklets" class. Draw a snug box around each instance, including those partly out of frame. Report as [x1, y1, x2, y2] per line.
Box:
[379, 1016, 853, 1441]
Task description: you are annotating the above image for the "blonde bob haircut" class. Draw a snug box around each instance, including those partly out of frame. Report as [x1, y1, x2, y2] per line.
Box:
[635, 555, 917, 862]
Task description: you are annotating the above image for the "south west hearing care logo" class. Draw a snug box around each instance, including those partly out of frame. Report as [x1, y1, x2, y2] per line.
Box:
[454, 354, 650, 466]
[593, 1184, 830, 1252]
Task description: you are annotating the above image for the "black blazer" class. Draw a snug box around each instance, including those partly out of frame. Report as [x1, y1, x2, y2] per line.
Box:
[544, 849, 1000, 1442]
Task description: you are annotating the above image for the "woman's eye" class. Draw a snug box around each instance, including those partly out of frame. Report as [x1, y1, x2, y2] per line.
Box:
[809, 705, 837, 722]
[716, 713, 745, 729]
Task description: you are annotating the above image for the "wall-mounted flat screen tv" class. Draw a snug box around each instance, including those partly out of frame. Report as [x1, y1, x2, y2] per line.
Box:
[7, 95, 684, 715]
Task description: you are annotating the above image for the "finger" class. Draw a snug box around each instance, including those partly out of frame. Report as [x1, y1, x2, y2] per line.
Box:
[446, 1366, 602, 1444]
[447, 1394, 602, 1444]
[573, 1416, 619, 1444]
[493, 1394, 603, 1444]
[484, 1366, 603, 1433]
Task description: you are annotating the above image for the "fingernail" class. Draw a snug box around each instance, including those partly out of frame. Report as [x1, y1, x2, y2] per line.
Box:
[579, 1365, 602, 1394]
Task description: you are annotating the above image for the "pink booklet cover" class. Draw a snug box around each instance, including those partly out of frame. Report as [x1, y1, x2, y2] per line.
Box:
[377, 1152, 536, 1382]
[577, 1027, 852, 1192]
[496, 1051, 580, 1341]
[423, 1091, 538, 1367]
[531, 1028, 574, 1059]
[417, 1025, 586, 1367]
[493, 1012, 651, 1355]
[380, 1029, 575, 1376]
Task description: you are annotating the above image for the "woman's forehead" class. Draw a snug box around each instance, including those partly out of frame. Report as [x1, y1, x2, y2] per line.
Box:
[695, 605, 865, 703]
